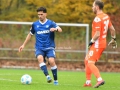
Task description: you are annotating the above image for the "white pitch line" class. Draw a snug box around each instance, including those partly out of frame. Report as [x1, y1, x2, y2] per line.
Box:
[0, 73, 42, 76]
[0, 78, 120, 88]
[0, 74, 20, 75]
[0, 78, 80, 87]
[0, 78, 39, 83]
[0, 78, 18, 82]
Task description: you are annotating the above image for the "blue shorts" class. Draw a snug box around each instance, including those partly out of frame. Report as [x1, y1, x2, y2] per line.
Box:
[35, 49, 56, 58]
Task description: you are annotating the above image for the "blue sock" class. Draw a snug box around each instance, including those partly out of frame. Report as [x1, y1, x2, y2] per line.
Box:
[39, 62, 49, 76]
[51, 65, 57, 80]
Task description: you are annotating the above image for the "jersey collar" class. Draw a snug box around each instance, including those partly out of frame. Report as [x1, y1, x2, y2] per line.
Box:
[39, 19, 48, 25]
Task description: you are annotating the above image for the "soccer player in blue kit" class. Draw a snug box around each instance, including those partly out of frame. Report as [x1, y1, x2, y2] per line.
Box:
[19, 7, 62, 85]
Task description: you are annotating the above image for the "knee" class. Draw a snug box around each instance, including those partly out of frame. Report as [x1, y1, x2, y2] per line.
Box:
[37, 55, 44, 63]
[49, 58, 56, 66]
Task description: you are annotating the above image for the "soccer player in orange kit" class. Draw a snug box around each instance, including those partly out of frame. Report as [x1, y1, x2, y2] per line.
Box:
[83, 0, 117, 88]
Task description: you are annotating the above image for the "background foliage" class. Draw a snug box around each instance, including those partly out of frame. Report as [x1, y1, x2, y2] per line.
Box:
[0, 0, 119, 23]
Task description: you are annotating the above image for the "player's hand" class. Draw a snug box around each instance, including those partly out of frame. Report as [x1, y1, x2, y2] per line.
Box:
[108, 39, 117, 48]
[50, 28, 58, 32]
[88, 41, 94, 49]
[19, 45, 24, 52]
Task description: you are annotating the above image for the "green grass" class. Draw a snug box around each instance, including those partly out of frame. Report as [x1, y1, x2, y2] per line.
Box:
[0, 68, 120, 90]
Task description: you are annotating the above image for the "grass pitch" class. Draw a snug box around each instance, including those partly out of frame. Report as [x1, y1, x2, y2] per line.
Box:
[0, 68, 120, 90]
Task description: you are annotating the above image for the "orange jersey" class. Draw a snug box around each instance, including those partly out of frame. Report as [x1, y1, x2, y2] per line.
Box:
[92, 13, 112, 48]
[85, 45, 105, 61]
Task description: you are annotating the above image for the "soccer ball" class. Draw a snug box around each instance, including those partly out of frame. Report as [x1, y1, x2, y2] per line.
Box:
[21, 74, 32, 85]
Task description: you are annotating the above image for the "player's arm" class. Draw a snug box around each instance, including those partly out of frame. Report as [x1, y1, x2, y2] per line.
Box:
[88, 16, 101, 48]
[109, 25, 116, 39]
[50, 26, 62, 32]
[88, 30, 100, 48]
[56, 27, 62, 32]
[19, 33, 32, 52]
[55, 26, 62, 32]
[50, 21, 62, 32]
[108, 25, 117, 48]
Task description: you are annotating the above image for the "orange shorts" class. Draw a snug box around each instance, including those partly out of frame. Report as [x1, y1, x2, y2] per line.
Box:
[85, 45, 105, 61]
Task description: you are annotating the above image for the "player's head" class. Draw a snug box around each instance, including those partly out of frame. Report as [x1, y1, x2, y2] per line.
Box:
[92, 0, 104, 14]
[37, 7, 47, 13]
[36, 7, 47, 22]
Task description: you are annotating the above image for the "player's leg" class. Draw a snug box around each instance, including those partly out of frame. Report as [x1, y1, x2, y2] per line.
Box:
[47, 49, 58, 85]
[35, 49, 52, 83]
[88, 61, 105, 88]
[87, 47, 105, 88]
[83, 58, 92, 87]
[49, 57, 58, 85]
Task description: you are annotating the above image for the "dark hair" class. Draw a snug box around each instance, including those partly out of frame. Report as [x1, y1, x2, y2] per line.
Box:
[94, 0, 104, 10]
[36, 7, 47, 13]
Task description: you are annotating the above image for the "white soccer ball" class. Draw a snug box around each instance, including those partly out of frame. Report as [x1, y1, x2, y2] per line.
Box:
[21, 74, 32, 85]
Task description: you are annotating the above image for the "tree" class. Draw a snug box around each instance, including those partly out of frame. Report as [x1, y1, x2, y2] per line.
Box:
[0, 0, 119, 23]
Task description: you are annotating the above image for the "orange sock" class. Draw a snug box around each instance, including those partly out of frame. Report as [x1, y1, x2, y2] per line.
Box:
[85, 60, 92, 80]
[88, 63, 101, 78]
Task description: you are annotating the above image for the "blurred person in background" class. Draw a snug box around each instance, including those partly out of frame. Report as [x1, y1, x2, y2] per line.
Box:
[19, 7, 62, 85]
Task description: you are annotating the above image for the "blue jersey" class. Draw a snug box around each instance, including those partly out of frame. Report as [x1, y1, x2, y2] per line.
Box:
[30, 19, 59, 50]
